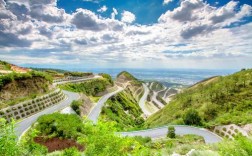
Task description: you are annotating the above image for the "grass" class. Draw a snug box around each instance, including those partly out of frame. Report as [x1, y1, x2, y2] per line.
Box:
[88, 96, 100, 103]
[146, 69, 252, 128]
[100, 88, 144, 131]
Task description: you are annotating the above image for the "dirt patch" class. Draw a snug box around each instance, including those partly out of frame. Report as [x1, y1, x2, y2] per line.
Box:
[34, 137, 84, 152]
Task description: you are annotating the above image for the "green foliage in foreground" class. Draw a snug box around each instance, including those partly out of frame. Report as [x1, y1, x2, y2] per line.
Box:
[146, 69, 252, 127]
[34, 113, 84, 139]
[217, 136, 252, 156]
[30, 113, 151, 156]
[59, 78, 111, 96]
[0, 118, 20, 156]
[0, 118, 47, 156]
[1, 114, 252, 156]
[0, 71, 52, 90]
[100, 89, 144, 131]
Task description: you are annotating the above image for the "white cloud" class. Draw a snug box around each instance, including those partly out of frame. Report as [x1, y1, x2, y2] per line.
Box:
[163, 0, 173, 5]
[97, 5, 107, 13]
[111, 7, 118, 19]
[121, 11, 136, 23]
[0, 0, 251, 69]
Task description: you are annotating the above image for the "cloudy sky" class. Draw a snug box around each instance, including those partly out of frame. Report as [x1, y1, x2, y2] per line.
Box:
[0, 0, 251, 69]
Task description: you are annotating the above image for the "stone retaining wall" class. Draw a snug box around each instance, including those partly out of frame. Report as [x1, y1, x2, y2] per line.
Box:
[213, 124, 249, 139]
[0, 89, 65, 122]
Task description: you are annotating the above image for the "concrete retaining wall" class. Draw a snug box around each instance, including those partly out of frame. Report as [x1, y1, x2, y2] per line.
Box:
[0, 89, 65, 122]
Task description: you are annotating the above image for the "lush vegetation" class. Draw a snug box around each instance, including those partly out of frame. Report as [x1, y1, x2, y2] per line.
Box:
[64, 72, 93, 77]
[146, 69, 252, 127]
[21, 114, 153, 155]
[0, 118, 47, 156]
[0, 71, 52, 90]
[1, 114, 252, 155]
[100, 89, 144, 131]
[34, 113, 84, 139]
[59, 78, 111, 96]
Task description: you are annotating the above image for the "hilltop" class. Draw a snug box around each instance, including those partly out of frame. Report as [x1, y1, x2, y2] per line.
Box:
[0, 61, 31, 75]
[146, 69, 252, 128]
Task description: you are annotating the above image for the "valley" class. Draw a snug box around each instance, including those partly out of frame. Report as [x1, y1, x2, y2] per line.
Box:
[0, 61, 251, 156]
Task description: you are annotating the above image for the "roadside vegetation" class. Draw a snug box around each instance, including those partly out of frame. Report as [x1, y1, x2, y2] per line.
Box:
[59, 78, 112, 96]
[146, 69, 252, 127]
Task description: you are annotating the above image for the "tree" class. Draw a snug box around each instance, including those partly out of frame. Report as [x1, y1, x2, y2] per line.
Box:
[0, 118, 21, 156]
[183, 109, 202, 126]
[167, 126, 176, 138]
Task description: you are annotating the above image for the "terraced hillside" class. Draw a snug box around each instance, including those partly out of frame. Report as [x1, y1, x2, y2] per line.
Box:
[115, 71, 144, 101]
[145, 82, 179, 115]
[100, 71, 145, 130]
[100, 89, 144, 130]
[146, 69, 252, 128]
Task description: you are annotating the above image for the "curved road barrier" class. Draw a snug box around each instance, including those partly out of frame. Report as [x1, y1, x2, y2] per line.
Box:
[15, 90, 79, 138]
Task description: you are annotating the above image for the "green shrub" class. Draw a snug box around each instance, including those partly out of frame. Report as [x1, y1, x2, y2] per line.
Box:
[167, 126, 176, 138]
[183, 109, 202, 126]
[59, 78, 110, 96]
[218, 136, 252, 156]
[63, 147, 81, 156]
[34, 113, 84, 139]
[71, 100, 82, 115]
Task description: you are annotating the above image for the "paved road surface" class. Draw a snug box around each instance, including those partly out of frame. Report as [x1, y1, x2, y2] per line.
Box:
[88, 87, 124, 123]
[139, 84, 151, 116]
[15, 90, 79, 138]
[120, 125, 222, 144]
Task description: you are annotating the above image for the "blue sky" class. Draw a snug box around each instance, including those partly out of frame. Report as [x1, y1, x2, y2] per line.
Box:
[0, 0, 252, 69]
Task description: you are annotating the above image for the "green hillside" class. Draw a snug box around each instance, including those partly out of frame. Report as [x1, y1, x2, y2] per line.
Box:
[146, 69, 252, 128]
[100, 71, 144, 130]
[0, 71, 52, 108]
[100, 88, 144, 131]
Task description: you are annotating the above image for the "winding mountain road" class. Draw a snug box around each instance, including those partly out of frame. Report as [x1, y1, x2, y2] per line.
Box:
[87, 87, 124, 123]
[139, 84, 151, 116]
[120, 125, 222, 144]
[15, 80, 222, 144]
[15, 90, 80, 138]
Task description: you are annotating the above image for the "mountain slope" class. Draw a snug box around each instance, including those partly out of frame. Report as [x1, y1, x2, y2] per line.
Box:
[146, 69, 252, 128]
[0, 71, 52, 109]
[100, 71, 144, 130]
